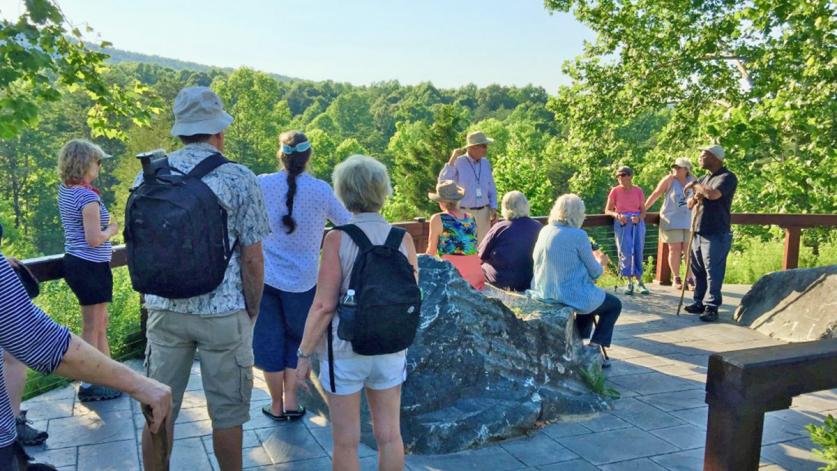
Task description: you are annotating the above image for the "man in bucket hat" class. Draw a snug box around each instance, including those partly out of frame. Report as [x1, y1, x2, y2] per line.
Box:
[683, 144, 737, 322]
[438, 131, 498, 243]
[136, 86, 270, 470]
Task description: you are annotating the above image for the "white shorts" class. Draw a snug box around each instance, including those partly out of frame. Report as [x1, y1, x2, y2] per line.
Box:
[319, 353, 407, 396]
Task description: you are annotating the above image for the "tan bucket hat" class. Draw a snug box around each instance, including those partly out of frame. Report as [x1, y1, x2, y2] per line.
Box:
[465, 131, 494, 148]
[429, 180, 465, 202]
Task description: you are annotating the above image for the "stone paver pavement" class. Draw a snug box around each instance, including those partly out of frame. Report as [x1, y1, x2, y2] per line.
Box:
[21, 284, 834, 470]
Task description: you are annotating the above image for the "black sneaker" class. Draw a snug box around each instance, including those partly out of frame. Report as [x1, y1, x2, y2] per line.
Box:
[700, 308, 719, 322]
[15, 410, 48, 446]
[684, 302, 705, 314]
[78, 384, 122, 402]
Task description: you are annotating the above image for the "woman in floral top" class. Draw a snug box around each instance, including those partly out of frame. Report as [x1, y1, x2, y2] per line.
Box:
[426, 180, 484, 289]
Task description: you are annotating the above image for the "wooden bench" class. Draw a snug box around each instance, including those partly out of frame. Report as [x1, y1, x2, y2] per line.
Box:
[703, 337, 837, 470]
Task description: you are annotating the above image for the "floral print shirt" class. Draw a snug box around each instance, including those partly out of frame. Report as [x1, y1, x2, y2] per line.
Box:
[134, 143, 271, 316]
[437, 212, 478, 256]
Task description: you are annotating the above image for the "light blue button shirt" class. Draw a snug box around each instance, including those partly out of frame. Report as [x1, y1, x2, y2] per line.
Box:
[529, 222, 606, 314]
[438, 153, 498, 209]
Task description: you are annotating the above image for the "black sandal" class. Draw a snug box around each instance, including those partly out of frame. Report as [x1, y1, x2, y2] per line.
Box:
[282, 406, 306, 421]
[261, 404, 287, 421]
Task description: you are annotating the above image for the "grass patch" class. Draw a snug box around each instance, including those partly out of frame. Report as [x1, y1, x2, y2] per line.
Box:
[579, 364, 620, 399]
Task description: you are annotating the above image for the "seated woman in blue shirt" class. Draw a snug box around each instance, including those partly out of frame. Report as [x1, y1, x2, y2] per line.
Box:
[530, 194, 622, 367]
[478, 191, 543, 292]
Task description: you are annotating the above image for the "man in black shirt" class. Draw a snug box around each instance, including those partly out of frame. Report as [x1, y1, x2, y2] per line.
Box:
[683, 145, 738, 322]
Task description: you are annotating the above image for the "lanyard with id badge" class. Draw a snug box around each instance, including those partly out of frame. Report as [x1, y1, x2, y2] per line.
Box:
[468, 158, 484, 201]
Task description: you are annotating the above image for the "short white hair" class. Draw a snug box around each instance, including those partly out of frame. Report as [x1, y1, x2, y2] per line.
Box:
[548, 194, 586, 228]
[501, 191, 530, 220]
[332, 154, 392, 213]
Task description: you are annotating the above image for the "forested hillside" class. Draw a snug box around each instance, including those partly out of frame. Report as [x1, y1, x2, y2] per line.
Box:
[1, 0, 834, 262]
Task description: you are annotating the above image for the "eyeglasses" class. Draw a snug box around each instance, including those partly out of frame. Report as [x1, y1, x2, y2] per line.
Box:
[616, 174, 629, 177]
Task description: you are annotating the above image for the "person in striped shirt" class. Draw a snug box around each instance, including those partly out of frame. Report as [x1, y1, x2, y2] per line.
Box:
[0, 253, 172, 470]
[57, 139, 121, 402]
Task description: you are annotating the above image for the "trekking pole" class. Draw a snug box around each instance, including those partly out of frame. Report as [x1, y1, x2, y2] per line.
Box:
[676, 200, 702, 316]
[142, 404, 170, 471]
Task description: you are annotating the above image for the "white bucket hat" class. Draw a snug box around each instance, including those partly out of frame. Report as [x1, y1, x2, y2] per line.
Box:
[700, 144, 725, 161]
[170, 87, 233, 137]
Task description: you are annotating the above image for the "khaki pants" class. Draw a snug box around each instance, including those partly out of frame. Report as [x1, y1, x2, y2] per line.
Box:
[466, 206, 493, 244]
[145, 309, 254, 429]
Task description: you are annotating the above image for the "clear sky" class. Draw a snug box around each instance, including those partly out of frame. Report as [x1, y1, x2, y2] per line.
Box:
[0, 0, 595, 92]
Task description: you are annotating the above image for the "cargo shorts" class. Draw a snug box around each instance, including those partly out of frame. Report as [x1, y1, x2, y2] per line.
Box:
[145, 309, 254, 429]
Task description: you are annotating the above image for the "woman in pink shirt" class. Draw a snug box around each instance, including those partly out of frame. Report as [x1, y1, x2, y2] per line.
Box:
[604, 166, 648, 295]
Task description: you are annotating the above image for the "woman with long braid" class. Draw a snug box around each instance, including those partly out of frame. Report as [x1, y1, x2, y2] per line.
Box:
[255, 131, 351, 421]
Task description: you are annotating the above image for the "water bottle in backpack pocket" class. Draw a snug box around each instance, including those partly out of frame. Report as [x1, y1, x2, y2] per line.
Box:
[336, 289, 357, 342]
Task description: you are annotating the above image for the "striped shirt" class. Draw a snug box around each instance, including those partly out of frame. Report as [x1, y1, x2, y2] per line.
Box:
[58, 185, 112, 262]
[0, 253, 71, 447]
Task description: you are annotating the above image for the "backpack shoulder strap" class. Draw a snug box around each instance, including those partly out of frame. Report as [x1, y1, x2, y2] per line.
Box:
[384, 227, 406, 250]
[334, 224, 373, 252]
[188, 153, 230, 179]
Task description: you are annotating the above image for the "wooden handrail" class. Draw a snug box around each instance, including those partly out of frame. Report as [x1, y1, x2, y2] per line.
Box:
[20, 212, 837, 284]
[704, 338, 837, 470]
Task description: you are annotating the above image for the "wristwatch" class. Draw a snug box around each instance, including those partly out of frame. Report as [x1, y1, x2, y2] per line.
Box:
[296, 348, 312, 359]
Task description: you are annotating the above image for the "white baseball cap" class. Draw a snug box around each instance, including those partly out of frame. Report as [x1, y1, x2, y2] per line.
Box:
[700, 144, 725, 161]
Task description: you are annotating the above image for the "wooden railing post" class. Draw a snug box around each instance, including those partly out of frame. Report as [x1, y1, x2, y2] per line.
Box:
[655, 240, 671, 285]
[413, 217, 428, 254]
[782, 226, 801, 270]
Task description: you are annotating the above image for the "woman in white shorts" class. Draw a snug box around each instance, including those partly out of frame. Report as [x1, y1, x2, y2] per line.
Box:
[296, 154, 418, 471]
[644, 157, 695, 290]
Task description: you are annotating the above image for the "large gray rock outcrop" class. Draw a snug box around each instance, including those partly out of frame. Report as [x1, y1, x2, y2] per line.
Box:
[301, 255, 609, 454]
[734, 265, 837, 342]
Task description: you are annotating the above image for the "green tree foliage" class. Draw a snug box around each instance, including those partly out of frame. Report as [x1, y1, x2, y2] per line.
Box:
[543, 0, 837, 222]
[213, 68, 291, 174]
[0, 0, 158, 139]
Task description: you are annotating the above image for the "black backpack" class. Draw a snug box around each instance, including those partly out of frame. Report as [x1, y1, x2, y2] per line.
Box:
[124, 152, 237, 299]
[326, 224, 421, 392]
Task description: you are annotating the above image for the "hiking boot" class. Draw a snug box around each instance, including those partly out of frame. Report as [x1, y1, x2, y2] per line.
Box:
[624, 282, 634, 295]
[637, 282, 650, 295]
[16, 410, 48, 446]
[684, 302, 705, 314]
[673, 276, 683, 290]
[78, 384, 122, 402]
[700, 307, 719, 322]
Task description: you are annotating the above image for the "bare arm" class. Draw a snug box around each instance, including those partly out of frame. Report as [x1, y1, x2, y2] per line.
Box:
[425, 214, 442, 256]
[297, 230, 343, 356]
[55, 335, 171, 432]
[240, 242, 264, 320]
[639, 189, 647, 221]
[644, 176, 672, 210]
[403, 232, 419, 281]
[604, 194, 626, 224]
[82, 202, 117, 248]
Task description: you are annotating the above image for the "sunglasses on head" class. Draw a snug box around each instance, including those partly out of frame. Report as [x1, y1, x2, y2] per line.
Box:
[282, 141, 311, 155]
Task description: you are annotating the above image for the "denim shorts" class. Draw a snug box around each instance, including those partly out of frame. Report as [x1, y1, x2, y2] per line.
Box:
[253, 284, 315, 372]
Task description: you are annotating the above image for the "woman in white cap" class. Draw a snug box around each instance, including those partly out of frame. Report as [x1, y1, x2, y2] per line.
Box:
[644, 158, 696, 290]
[57, 139, 122, 402]
[426, 180, 484, 290]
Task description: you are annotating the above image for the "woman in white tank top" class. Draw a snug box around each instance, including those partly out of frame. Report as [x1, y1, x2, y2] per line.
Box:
[295, 155, 418, 471]
[645, 157, 696, 290]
